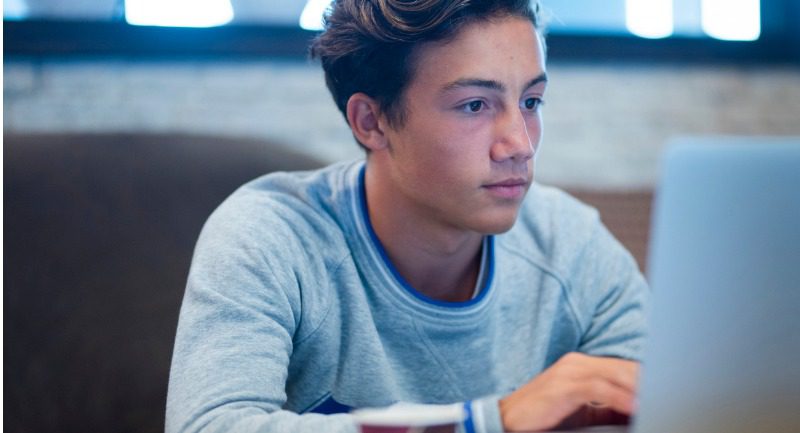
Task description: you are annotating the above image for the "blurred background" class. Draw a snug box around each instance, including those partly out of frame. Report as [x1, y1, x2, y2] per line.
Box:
[4, 1, 800, 433]
[6, 0, 799, 186]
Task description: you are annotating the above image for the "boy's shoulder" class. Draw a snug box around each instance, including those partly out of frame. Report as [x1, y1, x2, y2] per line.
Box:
[500, 183, 602, 270]
[518, 182, 600, 232]
[198, 161, 362, 256]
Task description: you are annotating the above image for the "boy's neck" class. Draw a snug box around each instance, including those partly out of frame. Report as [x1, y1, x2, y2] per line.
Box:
[364, 166, 484, 303]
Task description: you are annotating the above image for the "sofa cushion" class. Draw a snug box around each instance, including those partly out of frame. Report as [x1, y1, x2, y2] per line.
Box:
[4, 133, 324, 433]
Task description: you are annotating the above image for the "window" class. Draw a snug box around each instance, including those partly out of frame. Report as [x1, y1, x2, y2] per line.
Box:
[542, 0, 761, 41]
[4, 0, 798, 63]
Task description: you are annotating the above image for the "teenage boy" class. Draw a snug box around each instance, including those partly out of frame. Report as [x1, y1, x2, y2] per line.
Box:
[166, 1, 649, 432]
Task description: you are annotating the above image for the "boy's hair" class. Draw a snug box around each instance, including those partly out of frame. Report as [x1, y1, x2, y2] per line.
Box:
[310, 0, 540, 145]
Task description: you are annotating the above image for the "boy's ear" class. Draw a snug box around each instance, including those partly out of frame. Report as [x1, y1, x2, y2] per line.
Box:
[346, 93, 389, 151]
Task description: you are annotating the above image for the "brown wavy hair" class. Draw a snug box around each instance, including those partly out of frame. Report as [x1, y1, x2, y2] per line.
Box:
[310, 0, 541, 144]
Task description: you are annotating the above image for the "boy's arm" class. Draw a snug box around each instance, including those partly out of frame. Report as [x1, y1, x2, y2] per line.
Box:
[165, 211, 357, 433]
[498, 216, 649, 432]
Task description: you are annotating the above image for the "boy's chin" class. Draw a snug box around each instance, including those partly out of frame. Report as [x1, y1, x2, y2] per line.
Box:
[474, 212, 520, 235]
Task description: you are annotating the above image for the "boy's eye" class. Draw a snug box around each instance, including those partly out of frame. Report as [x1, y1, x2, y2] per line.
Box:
[466, 100, 484, 112]
[523, 97, 543, 111]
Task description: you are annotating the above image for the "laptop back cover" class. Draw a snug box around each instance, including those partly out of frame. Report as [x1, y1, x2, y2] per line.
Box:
[634, 137, 800, 433]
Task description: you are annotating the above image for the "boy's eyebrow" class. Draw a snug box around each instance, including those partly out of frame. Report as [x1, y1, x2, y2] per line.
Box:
[440, 72, 548, 94]
[524, 73, 549, 90]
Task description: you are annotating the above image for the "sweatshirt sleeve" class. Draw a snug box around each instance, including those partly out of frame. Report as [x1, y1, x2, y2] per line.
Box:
[570, 215, 650, 362]
[164, 200, 358, 433]
[463, 396, 505, 433]
[464, 207, 649, 433]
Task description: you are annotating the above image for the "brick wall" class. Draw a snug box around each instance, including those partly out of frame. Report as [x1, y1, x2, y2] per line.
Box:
[5, 59, 800, 188]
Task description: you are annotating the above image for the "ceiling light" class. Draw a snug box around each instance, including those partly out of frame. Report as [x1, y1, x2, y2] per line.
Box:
[126, 0, 234, 28]
[701, 0, 760, 41]
[300, 0, 332, 31]
[626, 0, 674, 39]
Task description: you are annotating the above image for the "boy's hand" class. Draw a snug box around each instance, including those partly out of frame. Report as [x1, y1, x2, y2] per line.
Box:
[499, 352, 639, 432]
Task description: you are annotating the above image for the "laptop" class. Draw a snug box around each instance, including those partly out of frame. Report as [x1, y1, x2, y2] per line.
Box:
[564, 137, 800, 433]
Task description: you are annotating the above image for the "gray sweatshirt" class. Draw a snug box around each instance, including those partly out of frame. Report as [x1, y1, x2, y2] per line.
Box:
[166, 160, 649, 433]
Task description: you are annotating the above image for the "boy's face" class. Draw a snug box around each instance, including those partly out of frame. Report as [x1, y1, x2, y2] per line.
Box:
[374, 16, 547, 235]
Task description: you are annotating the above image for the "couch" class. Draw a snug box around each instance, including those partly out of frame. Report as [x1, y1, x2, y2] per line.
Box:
[4, 133, 325, 433]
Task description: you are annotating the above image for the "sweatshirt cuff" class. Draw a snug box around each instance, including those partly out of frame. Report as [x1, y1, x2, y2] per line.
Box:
[462, 395, 504, 433]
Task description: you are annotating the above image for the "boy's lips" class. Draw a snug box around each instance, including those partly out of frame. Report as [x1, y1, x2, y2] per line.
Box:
[483, 178, 529, 199]
[485, 177, 528, 187]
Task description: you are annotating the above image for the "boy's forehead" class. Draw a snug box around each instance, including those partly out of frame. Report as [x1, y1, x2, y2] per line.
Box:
[407, 17, 545, 90]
